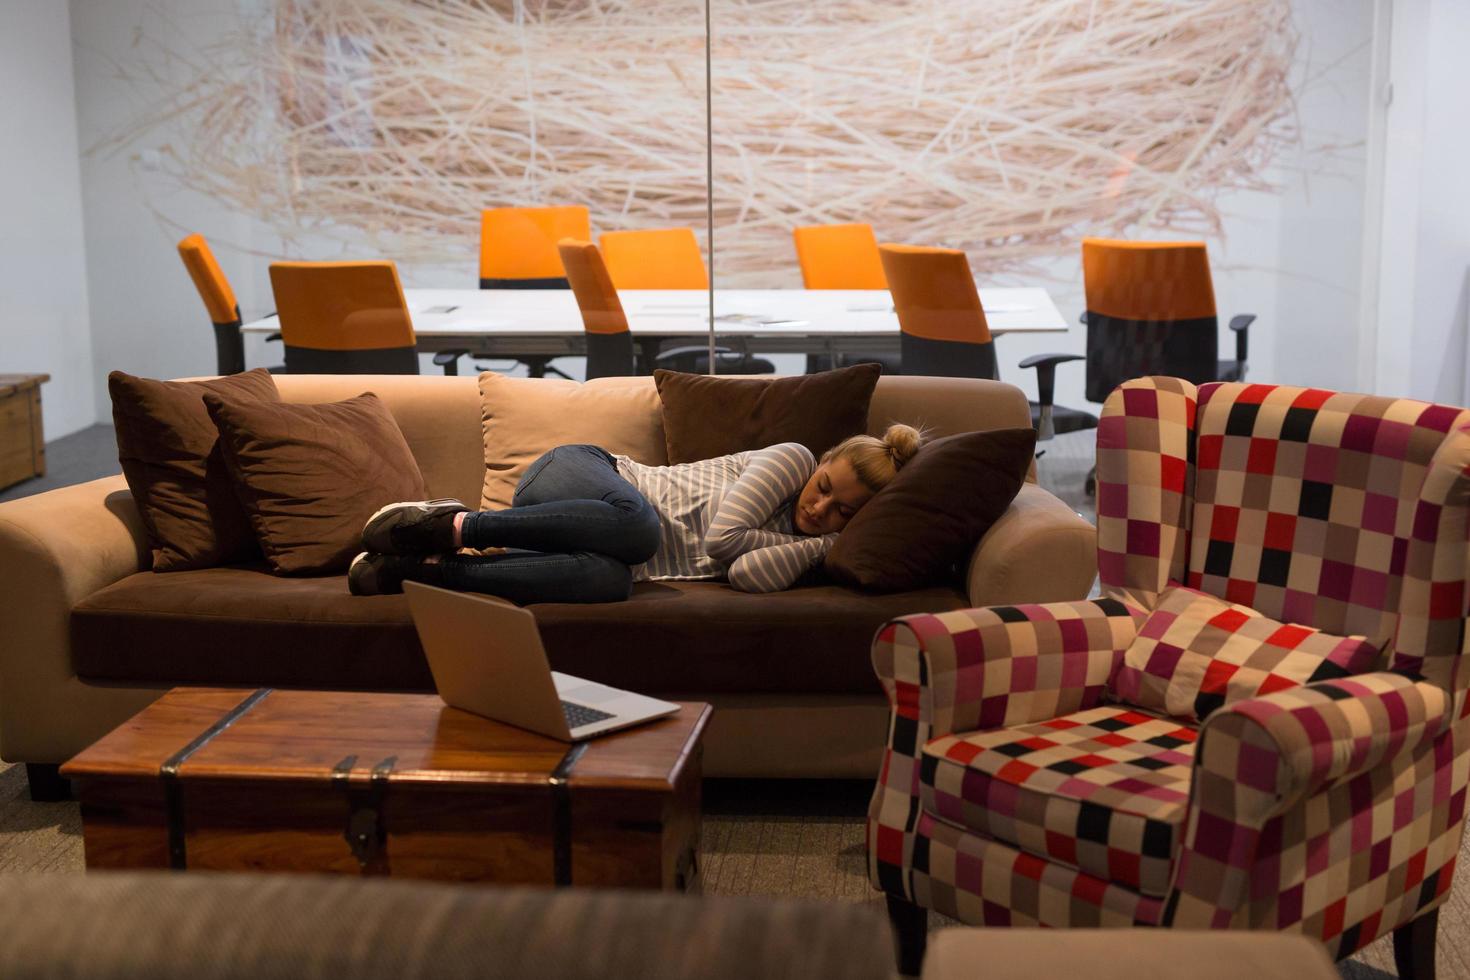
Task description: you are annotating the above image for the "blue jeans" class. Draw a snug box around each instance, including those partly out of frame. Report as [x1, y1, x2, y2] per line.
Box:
[410, 444, 661, 604]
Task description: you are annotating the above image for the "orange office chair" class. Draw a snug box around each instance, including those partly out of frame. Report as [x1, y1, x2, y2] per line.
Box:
[1079, 238, 1253, 398]
[793, 222, 896, 374]
[598, 228, 710, 290]
[792, 223, 887, 289]
[268, 261, 468, 375]
[178, 234, 278, 375]
[556, 240, 636, 379]
[478, 205, 592, 379]
[879, 243, 1097, 439]
[1024, 238, 1257, 493]
[596, 227, 772, 375]
[479, 205, 590, 289]
[558, 239, 766, 378]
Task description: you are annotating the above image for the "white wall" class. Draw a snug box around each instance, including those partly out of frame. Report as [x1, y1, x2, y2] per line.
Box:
[0, 1, 96, 438]
[1371, 0, 1470, 404]
[70, 0, 265, 407]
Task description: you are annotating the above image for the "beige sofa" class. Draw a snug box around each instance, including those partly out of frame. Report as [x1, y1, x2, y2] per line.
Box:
[0, 374, 1095, 791]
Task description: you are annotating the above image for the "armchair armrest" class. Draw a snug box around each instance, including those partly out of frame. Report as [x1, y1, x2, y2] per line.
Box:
[964, 482, 1096, 607]
[1197, 671, 1449, 810]
[1168, 672, 1451, 927]
[872, 597, 1143, 744]
[868, 597, 1143, 897]
[1228, 313, 1254, 366]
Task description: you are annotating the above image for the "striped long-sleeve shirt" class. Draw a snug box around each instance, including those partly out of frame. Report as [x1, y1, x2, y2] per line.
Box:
[613, 443, 838, 593]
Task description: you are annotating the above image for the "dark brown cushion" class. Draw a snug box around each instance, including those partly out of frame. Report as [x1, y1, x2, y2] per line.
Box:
[109, 368, 280, 572]
[71, 571, 967, 695]
[825, 428, 1037, 592]
[653, 364, 881, 463]
[205, 392, 428, 575]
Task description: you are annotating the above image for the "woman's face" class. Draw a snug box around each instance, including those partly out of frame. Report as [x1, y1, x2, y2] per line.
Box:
[794, 458, 874, 536]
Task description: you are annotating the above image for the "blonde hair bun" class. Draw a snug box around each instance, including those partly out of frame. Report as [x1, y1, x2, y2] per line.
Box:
[882, 423, 924, 470]
[823, 424, 928, 494]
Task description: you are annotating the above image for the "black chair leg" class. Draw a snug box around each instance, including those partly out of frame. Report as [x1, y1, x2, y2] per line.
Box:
[1394, 907, 1438, 980]
[26, 763, 71, 802]
[886, 894, 928, 977]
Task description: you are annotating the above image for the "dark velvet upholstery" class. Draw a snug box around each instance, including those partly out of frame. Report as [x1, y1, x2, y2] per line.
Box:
[71, 568, 968, 696]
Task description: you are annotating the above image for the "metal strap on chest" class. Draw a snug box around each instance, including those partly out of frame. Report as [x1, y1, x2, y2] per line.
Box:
[549, 743, 588, 886]
[332, 754, 397, 871]
[159, 687, 274, 871]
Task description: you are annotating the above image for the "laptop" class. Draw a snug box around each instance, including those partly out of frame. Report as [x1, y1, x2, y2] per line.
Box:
[403, 581, 680, 741]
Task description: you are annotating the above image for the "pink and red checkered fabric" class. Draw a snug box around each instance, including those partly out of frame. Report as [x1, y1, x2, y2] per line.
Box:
[869, 378, 1470, 959]
[1113, 583, 1384, 721]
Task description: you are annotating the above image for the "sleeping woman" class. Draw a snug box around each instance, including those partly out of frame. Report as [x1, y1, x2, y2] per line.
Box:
[347, 423, 923, 602]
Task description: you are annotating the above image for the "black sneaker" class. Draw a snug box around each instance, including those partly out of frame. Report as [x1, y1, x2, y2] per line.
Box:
[360, 499, 467, 555]
[348, 552, 412, 596]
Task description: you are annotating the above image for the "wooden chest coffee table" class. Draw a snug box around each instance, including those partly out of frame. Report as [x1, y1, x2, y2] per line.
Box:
[62, 688, 708, 890]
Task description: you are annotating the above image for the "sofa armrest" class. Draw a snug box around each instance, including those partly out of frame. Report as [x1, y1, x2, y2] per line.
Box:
[1168, 672, 1451, 927]
[965, 482, 1097, 607]
[0, 476, 150, 757]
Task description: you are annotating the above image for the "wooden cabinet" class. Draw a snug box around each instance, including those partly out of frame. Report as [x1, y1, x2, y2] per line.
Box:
[0, 373, 48, 491]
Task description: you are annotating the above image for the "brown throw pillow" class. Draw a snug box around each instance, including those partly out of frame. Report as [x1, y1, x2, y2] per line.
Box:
[109, 368, 280, 571]
[653, 364, 881, 463]
[825, 428, 1036, 592]
[205, 392, 428, 575]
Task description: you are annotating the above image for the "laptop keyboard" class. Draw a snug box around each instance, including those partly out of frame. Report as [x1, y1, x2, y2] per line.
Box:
[562, 700, 616, 730]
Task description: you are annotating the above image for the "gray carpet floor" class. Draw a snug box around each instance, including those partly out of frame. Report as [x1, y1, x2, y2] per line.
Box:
[0, 426, 1460, 976]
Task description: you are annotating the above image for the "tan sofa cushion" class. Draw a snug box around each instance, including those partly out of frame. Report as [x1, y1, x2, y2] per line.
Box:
[70, 569, 967, 695]
[477, 374, 668, 509]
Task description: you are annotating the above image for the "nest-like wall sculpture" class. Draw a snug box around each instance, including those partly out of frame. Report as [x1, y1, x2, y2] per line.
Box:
[115, 0, 1298, 283]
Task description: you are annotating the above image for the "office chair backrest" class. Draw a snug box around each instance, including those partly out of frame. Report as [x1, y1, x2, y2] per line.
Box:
[178, 234, 240, 326]
[1081, 238, 1219, 403]
[878, 243, 996, 379]
[179, 234, 249, 375]
[793, 223, 887, 289]
[268, 261, 419, 375]
[599, 228, 709, 290]
[479, 205, 591, 288]
[558, 239, 635, 379]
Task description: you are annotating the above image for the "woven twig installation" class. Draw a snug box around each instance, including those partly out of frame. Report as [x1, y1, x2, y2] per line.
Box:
[108, 0, 1298, 283]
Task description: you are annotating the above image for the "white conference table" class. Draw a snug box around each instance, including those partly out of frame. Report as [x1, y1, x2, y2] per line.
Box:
[240, 287, 1067, 359]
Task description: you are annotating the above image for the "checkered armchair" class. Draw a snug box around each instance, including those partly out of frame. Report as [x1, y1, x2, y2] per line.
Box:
[870, 377, 1470, 977]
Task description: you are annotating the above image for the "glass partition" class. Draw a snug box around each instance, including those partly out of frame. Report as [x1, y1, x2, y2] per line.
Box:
[706, 0, 1376, 393]
[96, 0, 716, 379]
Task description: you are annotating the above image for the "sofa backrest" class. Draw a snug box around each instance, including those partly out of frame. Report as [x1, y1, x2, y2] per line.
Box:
[270, 373, 1033, 508]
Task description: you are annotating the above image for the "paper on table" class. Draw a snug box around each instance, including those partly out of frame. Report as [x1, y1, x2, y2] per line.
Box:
[981, 304, 1034, 314]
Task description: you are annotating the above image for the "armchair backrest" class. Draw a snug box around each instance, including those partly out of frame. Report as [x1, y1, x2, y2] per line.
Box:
[1099, 377, 1470, 700]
